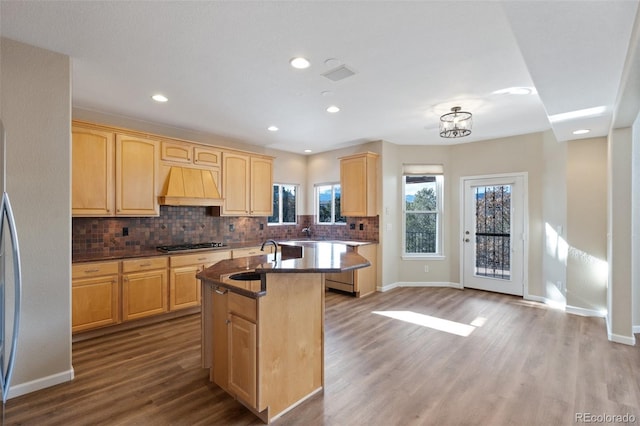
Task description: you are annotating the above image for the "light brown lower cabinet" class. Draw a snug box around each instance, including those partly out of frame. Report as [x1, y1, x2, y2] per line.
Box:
[228, 313, 257, 407]
[169, 251, 231, 311]
[203, 273, 324, 423]
[324, 243, 377, 297]
[122, 257, 168, 321]
[72, 261, 120, 333]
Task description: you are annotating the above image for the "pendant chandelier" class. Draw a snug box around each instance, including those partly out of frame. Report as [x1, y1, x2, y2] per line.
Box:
[439, 106, 472, 138]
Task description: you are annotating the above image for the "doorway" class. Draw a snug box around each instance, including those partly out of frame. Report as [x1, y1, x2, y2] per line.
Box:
[461, 174, 527, 296]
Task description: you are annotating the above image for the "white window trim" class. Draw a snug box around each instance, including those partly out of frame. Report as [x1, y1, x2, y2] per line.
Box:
[315, 183, 346, 225]
[401, 174, 445, 259]
[268, 183, 298, 226]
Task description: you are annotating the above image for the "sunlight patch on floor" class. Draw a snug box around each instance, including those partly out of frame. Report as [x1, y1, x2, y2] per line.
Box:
[372, 310, 480, 337]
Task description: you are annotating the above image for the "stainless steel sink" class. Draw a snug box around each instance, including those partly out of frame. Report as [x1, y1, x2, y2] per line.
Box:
[229, 271, 262, 281]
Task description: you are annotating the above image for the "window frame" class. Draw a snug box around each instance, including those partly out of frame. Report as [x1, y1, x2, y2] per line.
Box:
[314, 183, 346, 225]
[268, 183, 298, 226]
[402, 172, 445, 259]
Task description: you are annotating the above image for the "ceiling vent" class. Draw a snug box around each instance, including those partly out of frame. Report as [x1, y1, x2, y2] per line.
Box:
[322, 65, 356, 82]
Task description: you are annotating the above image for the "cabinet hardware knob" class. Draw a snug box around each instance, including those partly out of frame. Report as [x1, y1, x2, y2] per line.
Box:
[84, 269, 99, 273]
[225, 319, 231, 325]
[214, 288, 228, 295]
[140, 262, 151, 267]
[197, 257, 207, 261]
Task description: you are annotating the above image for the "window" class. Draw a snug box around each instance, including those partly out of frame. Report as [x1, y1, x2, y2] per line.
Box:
[403, 165, 444, 257]
[268, 183, 297, 225]
[315, 183, 345, 224]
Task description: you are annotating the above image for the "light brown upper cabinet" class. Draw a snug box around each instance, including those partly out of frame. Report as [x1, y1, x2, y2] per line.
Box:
[340, 152, 379, 217]
[72, 123, 159, 217]
[72, 126, 115, 216]
[222, 151, 273, 216]
[115, 134, 160, 216]
[161, 141, 222, 168]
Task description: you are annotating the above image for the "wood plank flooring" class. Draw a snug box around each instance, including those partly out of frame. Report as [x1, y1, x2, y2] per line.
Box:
[4, 287, 639, 425]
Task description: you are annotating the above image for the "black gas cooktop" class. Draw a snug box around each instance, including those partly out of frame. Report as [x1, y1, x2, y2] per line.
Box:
[156, 242, 227, 253]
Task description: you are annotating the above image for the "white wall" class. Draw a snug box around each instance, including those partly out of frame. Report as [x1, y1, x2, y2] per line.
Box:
[542, 130, 567, 306]
[632, 115, 640, 332]
[449, 133, 544, 297]
[607, 127, 635, 343]
[1, 37, 73, 397]
[566, 137, 608, 314]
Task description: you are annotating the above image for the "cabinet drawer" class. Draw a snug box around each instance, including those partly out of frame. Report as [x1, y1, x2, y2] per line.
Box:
[325, 270, 354, 285]
[232, 246, 271, 258]
[122, 257, 168, 273]
[228, 292, 257, 323]
[72, 261, 119, 279]
[170, 250, 231, 268]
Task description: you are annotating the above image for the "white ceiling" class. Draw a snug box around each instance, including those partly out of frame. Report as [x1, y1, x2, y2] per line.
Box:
[1, 1, 638, 154]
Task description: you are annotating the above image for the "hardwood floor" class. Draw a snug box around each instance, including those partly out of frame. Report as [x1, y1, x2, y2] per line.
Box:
[4, 287, 639, 425]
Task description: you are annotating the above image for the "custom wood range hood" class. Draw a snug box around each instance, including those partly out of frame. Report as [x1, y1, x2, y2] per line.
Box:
[158, 166, 224, 206]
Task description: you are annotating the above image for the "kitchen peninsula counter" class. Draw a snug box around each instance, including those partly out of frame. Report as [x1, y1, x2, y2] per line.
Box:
[196, 241, 371, 298]
[198, 241, 372, 423]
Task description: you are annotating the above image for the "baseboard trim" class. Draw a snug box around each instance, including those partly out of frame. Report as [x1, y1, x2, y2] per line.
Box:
[8, 368, 75, 399]
[566, 305, 606, 318]
[378, 282, 462, 292]
[608, 332, 637, 346]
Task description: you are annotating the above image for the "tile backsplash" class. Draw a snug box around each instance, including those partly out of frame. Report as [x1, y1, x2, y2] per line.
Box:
[72, 206, 379, 259]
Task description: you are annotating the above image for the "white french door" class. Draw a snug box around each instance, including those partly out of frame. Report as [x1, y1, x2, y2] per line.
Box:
[462, 174, 526, 296]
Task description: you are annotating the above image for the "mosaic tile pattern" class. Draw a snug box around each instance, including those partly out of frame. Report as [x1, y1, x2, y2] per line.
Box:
[72, 206, 379, 259]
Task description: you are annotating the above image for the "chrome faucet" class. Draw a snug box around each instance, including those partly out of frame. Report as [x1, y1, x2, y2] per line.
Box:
[301, 227, 312, 237]
[261, 239, 279, 256]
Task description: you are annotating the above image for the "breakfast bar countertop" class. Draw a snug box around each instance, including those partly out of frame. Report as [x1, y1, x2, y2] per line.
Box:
[196, 241, 372, 298]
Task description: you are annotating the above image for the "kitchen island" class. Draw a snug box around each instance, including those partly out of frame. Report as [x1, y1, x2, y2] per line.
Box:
[196, 241, 371, 423]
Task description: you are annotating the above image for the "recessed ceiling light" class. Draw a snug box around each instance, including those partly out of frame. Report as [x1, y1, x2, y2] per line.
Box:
[492, 87, 536, 95]
[151, 94, 168, 102]
[326, 105, 340, 113]
[321, 90, 333, 97]
[304, 149, 313, 153]
[548, 106, 606, 123]
[267, 126, 279, 132]
[573, 129, 591, 135]
[290, 57, 310, 69]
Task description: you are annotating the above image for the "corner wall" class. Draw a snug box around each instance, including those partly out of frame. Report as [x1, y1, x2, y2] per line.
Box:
[566, 137, 608, 314]
[607, 127, 635, 344]
[1, 38, 73, 397]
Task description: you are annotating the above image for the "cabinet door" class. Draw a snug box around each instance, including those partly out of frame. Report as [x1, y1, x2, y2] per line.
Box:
[170, 265, 202, 310]
[72, 275, 120, 333]
[161, 141, 192, 163]
[122, 269, 168, 320]
[250, 156, 273, 216]
[228, 313, 257, 408]
[116, 134, 159, 216]
[340, 152, 378, 217]
[222, 152, 250, 215]
[340, 155, 368, 216]
[193, 146, 221, 167]
[72, 127, 115, 216]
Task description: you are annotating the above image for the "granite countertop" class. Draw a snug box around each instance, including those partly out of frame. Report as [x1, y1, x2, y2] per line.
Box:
[197, 241, 372, 298]
[72, 239, 376, 263]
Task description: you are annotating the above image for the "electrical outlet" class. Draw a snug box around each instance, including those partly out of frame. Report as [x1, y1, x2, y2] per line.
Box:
[122, 227, 128, 236]
[229, 224, 235, 232]
[259, 223, 264, 230]
[359, 223, 364, 231]
[424, 265, 429, 273]
[350, 223, 356, 230]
